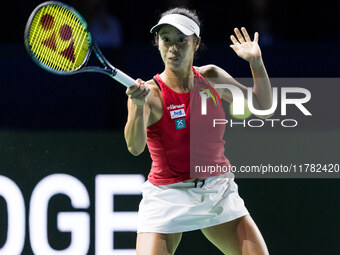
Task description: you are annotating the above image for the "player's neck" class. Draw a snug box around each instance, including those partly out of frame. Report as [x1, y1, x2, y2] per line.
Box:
[161, 67, 194, 93]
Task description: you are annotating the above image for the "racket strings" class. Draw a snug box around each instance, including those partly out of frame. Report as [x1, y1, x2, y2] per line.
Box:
[72, 11, 88, 70]
[27, 4, 90, 72]
[65, 7, 83, 70]
[34, 6, 60, 70]
[31, 5, 67, 70]
[31, 9, 47, 66]
[47, 6, 62, 70]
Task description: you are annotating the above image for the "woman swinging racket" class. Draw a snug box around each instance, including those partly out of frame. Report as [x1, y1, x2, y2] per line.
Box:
[125, 7, 271, 255]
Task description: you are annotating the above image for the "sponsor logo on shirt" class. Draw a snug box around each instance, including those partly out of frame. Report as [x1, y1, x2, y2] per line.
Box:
[170, 109, 186, 119]
[199, 87, 222, 115]
[199, 88, 221, 106]
[167, 104, 185, 110]
[175, 118, 186, 129]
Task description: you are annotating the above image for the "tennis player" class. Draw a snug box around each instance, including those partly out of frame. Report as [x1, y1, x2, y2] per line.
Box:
[125, 7, 271, 255]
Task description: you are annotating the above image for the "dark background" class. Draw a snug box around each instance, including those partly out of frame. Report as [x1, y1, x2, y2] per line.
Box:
[0, 0, 340, 254]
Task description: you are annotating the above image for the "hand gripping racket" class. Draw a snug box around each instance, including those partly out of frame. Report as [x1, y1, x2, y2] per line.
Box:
[24, 1, 136, 87]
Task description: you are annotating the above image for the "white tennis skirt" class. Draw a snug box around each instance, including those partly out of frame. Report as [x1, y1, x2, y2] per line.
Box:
[137, 173, 249, 233]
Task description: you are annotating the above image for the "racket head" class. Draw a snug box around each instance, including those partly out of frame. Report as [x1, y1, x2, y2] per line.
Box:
[24, 1, 92, 75]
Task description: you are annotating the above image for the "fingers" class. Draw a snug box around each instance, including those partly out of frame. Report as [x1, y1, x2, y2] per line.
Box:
[254, 32, 259, 43]
[230, 35, 239, 46]
[234, 28, 245, 43]
[126, 78, 151, 102]
[230, 27, 257, 44]
[241, 27, 251, 42]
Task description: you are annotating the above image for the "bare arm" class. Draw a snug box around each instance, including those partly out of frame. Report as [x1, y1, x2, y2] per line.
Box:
[200, 28, 272, 118]
[229, 27, 273, 115]
[124, 79, 151, 156]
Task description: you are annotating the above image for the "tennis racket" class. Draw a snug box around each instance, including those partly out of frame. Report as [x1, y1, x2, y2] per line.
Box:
[24, 1, 136, 87]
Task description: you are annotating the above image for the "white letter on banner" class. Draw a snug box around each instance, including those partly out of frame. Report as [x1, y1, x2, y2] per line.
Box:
[0, 176, 25, 255]
[95, 174, 145, 255]
[29, 174, 90, 255]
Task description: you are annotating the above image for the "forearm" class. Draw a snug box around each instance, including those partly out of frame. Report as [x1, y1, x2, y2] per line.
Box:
[250, 57, 272, 110]
[124, 101, 148, 156]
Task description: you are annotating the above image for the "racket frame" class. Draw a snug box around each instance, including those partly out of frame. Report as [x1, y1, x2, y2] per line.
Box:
[24, 1, 136, 87]
[24, 1, 92, 75]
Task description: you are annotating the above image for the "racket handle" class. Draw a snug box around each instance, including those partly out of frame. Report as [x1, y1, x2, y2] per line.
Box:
[114, 69, 137, 87]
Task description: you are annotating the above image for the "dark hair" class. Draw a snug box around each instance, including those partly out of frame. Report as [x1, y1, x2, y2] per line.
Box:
[153, 7, 202, 45]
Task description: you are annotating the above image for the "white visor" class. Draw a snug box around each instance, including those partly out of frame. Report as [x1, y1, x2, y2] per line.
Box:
[150, 14, 200, 37]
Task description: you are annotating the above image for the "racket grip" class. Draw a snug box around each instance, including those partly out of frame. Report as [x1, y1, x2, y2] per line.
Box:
[114, 69, 137, 87]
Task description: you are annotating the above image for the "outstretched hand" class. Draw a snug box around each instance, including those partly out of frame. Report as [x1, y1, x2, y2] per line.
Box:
[230, 27, 261, 63]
